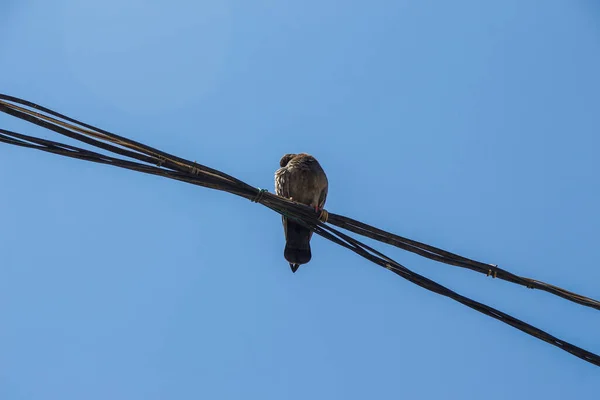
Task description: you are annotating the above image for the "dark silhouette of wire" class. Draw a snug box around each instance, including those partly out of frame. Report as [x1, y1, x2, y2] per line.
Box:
[1, 94, 598, 367]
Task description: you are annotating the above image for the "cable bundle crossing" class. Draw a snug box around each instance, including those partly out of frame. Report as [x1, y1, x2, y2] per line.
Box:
[1, 94, 598, 367]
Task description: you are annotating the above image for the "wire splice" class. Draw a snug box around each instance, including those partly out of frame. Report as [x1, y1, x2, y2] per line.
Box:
[252, 188, 268, 203]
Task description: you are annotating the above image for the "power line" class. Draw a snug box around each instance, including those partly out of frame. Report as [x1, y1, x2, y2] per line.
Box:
[1, 94, 598, 367]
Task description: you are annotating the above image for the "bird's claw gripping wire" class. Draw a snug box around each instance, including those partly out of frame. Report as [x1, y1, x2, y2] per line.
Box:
[317, 208, 329, 223]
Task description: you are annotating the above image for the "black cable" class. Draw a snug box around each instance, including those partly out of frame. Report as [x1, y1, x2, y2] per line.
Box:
[1, 94, 598, 367]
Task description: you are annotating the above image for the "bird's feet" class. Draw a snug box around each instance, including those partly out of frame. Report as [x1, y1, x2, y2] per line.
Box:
[314, 206, 328, 223]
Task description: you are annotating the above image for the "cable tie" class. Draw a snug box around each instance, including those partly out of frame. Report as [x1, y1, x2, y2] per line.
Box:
[485, 264, 498, 278]
[190, 161, 200, 175]
[252, 188, 268, 203]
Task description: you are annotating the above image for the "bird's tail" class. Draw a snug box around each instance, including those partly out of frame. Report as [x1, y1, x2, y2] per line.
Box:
[284, 220, 312, 270]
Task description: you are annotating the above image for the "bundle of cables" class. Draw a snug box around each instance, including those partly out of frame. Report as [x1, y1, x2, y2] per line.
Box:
[1, 94, 598, 367]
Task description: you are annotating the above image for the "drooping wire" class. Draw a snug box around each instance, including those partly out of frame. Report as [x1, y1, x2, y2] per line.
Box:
[1, 94, 598, 367]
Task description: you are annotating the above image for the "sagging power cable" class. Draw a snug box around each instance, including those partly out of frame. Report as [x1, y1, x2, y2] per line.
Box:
[1, 94, 598, 367]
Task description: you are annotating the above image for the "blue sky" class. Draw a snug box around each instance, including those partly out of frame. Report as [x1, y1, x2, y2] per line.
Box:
[1, 0, 599, 398]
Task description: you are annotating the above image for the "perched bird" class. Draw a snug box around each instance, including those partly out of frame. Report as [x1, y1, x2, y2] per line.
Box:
[274, 153, 328, 273]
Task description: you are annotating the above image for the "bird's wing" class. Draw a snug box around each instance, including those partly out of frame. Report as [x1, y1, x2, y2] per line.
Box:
[318, 182, 328, 209]
[275, 167, 291, 239]
[306, 176, 328, 242]
[274, 166, 290, 198]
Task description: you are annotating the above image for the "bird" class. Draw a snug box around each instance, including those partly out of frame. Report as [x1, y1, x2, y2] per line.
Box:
[274, 153, 328, 273]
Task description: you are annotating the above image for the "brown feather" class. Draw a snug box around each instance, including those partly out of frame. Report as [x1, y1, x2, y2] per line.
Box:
[274, 153, 328, 272]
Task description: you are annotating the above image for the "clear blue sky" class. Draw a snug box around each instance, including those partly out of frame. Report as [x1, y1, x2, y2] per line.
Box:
[1, 0, 599, 398]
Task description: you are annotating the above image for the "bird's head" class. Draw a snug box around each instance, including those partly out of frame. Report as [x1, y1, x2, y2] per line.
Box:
[279, 153, 296, 168]
[280, 153, 313, 167]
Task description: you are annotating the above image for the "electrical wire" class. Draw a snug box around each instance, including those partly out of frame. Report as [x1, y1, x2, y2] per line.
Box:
[1, 94, 598, 367]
